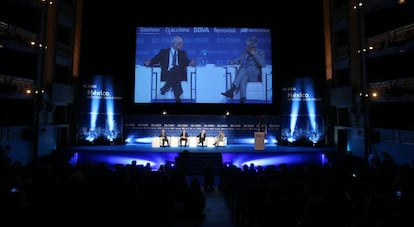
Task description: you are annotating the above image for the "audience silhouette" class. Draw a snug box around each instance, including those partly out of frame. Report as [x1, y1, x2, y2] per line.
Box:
[1, 149, 413, 227]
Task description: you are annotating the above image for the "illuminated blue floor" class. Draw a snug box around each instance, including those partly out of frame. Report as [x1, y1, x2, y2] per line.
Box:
[64, 144, 337, 171]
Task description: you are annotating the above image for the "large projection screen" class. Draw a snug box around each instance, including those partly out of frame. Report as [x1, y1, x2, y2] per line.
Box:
[134, 27, 273, 105]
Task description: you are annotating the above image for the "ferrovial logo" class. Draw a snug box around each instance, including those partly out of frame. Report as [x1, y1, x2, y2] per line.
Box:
[213, 27, 236, 33]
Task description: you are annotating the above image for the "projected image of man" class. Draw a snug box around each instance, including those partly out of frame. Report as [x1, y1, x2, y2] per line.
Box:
[221, 36, 266, 103]
[144, 36, 195, 103]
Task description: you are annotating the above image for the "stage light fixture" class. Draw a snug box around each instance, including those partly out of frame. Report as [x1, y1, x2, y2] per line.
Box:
[223, 161, 233, 168]
[25, 88, 45, 96]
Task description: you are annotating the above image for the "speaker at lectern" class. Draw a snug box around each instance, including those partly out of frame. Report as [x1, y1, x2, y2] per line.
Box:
[254, 132, 265, 150]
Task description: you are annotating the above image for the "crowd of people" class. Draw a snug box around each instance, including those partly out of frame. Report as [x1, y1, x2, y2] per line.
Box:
[2, 148, 414, 226]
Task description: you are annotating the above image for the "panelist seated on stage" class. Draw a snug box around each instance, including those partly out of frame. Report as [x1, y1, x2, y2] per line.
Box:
[197, 128, 207, 147]
[179, 128, 189, 147]
[159, 128, 169, 147]
[213, 129, 226, 146]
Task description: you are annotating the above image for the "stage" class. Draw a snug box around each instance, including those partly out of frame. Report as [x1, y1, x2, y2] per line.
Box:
[63, 143, 339, 173]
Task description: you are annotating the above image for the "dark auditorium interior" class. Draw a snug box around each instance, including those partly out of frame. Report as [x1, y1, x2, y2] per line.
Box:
[1, 0, 414, 226]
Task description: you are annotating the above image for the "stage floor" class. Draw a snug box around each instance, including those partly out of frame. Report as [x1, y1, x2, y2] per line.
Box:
[65, 143, 336, 153]
[63, 144, 338, 171]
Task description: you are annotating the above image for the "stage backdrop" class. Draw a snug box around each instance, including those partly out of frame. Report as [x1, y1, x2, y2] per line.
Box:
[124, 115, 280, 145]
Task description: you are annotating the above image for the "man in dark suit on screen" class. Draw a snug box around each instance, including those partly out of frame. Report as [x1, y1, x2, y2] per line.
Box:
[144, 36, 195, 103]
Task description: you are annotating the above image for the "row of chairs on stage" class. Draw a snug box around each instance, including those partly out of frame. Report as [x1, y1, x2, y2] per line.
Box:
[152, 136, 227, 148]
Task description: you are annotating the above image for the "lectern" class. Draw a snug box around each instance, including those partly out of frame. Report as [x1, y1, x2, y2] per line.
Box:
[254, 132, 265, 150]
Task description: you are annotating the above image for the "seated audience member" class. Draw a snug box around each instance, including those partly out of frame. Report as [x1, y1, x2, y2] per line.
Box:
[179, 128, 189, 147]
[185, 177, 206, 219]
[204, 164, 215, 191]
[197, 128, 207, 147]
[213, 129, 225, 146]
[159, 128, 169, 147]
[368, 150, 380, 169]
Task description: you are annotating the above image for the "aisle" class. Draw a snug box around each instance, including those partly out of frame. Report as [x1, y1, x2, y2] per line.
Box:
[200, 189, 234, 227]
[171, 176, 234, 227]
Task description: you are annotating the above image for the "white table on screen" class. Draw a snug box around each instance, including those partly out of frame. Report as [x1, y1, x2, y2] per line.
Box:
[194, 64, 227, 103]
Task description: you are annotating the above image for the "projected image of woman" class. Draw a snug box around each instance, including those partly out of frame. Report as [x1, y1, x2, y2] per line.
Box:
[144, 36, 195, 103]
